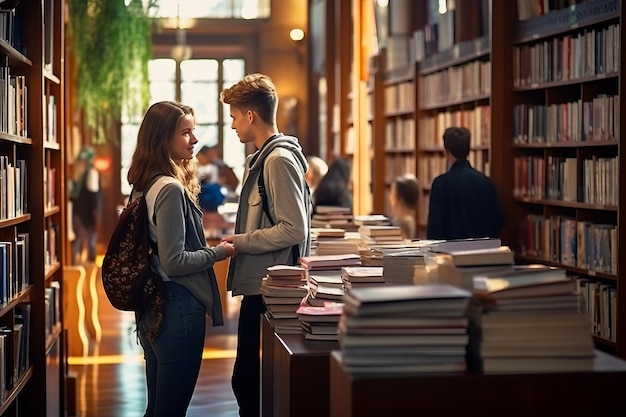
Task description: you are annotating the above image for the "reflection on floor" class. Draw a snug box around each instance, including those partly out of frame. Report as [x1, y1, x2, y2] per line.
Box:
[67, 269, 241, 417]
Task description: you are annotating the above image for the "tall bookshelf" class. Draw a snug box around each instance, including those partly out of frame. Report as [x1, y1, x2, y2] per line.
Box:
[379, 63, 417, 217]
[0, 0, 65, 415]
[416, 36, 492, 237]
[490, 0, 625, 357]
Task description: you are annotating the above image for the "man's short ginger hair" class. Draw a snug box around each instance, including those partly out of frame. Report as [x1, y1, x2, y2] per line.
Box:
[220, 73, 278, 125]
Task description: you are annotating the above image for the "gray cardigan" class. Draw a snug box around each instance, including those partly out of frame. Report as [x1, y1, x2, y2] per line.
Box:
[146, 177, 226, 326]
[227, 134, 311, 296]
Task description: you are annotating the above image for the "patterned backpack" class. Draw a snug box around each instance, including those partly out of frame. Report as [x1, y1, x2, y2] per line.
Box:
[101, 192, 156, 311]
[101, 179, 171, 340]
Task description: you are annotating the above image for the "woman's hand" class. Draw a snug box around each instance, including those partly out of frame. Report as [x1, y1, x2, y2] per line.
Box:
[220, 241, 237, 257]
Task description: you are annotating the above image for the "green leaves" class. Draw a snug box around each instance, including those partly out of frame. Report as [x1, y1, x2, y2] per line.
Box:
[68, 0, 156, 145]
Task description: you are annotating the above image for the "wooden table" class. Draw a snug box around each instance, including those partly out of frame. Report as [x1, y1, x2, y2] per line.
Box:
[261, 314, 339, 417]
[330, 350, 626, 417]
[272, 333, 339, 417]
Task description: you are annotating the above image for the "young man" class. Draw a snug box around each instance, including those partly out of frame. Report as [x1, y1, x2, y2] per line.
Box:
[427, 126, 505, 240]
[220, 73, 311, 417]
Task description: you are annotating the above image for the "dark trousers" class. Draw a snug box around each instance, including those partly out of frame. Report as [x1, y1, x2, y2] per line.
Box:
[138, 281, 206, 417]
[232, 294, 266, 417]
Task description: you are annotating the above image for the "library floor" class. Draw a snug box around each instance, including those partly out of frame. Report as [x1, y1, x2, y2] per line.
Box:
[67, 264, 241, 417]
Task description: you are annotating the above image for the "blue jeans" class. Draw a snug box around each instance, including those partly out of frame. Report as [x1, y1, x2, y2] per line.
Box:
[138, 281, 206, 417]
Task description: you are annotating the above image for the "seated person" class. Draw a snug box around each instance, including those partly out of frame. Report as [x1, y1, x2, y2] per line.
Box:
[389, 174, 420, 239]
[312, 157, 353, 213]
[196, 144, 240, 192]
[305, 155, 328, 194]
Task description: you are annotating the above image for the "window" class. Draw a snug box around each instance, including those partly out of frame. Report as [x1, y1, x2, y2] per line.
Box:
[120, 57, 246, 195]
[153, 0, 270, 19]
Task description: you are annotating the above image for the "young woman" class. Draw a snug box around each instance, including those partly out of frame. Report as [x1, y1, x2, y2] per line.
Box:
[127, 100, 236, 416]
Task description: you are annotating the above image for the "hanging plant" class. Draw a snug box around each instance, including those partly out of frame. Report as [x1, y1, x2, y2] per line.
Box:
[68, 0, 157, 145]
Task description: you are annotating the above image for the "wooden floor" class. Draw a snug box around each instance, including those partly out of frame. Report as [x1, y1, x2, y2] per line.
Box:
[67, 267, 242, 417]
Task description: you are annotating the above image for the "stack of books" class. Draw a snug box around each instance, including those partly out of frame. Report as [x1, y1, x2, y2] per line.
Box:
[428, 239, 515, 290]
[358, 225, 405, 247]
[300, 254, 361, 307]
[382, 249, 428, 285]
[261, 265, 309, 334]
[341, 266, 385, 289]
[470, 265, 595, 374]
[307, 274, 345, 306]
[311, 206, 356, 231]
[338, 284, 472, 374]
[296, 302, 343, 341]
[313, 228, 361, 256]
[353, 214, 391, 227]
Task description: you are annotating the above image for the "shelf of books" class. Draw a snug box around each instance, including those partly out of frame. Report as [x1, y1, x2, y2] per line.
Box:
[416, 35, 492, 237]
[0, 0, 65, 414]
[504, 0, 624, 357]
[379, 60, 417, 218]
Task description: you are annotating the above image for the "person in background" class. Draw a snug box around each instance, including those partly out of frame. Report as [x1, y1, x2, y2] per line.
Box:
[219, 73, 311, 417]
[427, 126, 505, 240]
[196, 143, 240, 193]
[127, 100, 236, 417]
[312, 156, 353, 213]
[304, 155, 328, 194]
[389, 174, 420, 240]
[70, 146, 101, 264]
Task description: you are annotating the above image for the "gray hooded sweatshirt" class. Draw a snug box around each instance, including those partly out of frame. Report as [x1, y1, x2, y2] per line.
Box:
[227, 134, 312, 296]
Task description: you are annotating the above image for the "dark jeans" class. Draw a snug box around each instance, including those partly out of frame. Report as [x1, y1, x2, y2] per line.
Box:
[72, 214, 97, 264]
[138, 281, 206, 417]
[232, 294, 266, 417]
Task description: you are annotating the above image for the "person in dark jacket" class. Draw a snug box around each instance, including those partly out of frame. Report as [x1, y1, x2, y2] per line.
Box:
[70, 147, 101, 264]
[427, 126, 505, 240]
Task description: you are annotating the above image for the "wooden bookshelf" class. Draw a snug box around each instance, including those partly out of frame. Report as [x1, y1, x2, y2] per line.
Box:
[416, 35, 492, 237]
[493, 0, 626, 357]
[368, 54, 387, 215]
[0, 0, 66, 415]
[491, 0, 625, 357]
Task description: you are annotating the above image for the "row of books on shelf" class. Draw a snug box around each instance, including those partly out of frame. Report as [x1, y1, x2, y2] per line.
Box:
[382, 154, 417, 185]
[0, 233, 28, 306]
[0, 303, 30, 400]
[417, 150, 489, 188]
[0, 5, 23, 52]
[0, 63, 26, 137]
[383, 81, 414, 114]
[575, 275, 616, 342]
[513, 94, 620, 144]
[519, 214, 617, 274]
[513, 154, 618, 206]
[418, 106, 491, 149]
[420, 59, 491, 107]
[44, 222, 60, 270]
[513, 23, 619, 86]
[384, 118, 415, 150]
[0, 155, 26, 220]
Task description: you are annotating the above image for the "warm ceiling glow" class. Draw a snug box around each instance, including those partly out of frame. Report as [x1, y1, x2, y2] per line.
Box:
[289, 28, 305, 42]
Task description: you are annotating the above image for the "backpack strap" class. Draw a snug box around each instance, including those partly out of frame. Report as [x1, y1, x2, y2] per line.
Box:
[143, 176, 179, 254]
[257, 159, 303, 266]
